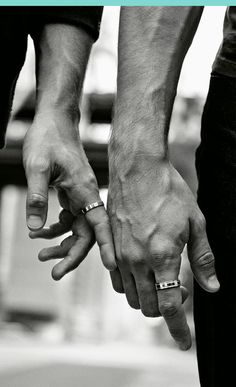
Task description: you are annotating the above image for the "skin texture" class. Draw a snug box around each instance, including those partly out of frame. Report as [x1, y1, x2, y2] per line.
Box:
[108, 7, 220, 350]
[23, 24, 116, 278]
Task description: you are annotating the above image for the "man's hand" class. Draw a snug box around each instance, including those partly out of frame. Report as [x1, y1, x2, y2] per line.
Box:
[108, 159, 219, 350]
[23, 111, 116, 279]
[107, 6, 212, 350]
[22, 22, 116, 279]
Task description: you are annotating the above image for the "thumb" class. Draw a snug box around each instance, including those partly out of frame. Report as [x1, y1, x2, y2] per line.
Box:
[26, 165, 49, 231]
[187, 214, 220, 293]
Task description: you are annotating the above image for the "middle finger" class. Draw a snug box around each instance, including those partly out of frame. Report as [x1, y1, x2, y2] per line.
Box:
[133, 269, 160, 318]
[155, 277, 191, 350]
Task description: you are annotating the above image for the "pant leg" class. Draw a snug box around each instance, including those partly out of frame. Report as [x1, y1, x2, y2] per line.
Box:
[195, 73, 236, 386]
[0, 10, 28, 148]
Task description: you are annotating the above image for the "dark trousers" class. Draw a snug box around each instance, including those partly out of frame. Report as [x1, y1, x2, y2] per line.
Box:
[195, 73, 236, 386]
[0, 13, 28, 148]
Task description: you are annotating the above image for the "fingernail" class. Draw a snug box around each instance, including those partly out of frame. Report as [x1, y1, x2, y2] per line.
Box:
[208, 275, 220, 290]
[27, 215, 43, 230]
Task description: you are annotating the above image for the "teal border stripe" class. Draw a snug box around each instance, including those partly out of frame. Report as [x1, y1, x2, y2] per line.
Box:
[0, 1, 233, 5]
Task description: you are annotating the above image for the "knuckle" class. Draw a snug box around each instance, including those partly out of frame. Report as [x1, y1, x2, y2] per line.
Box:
[195, 251, 215, 269]
[120, 246, 145, 267]
[79, 170, 98, 193]
[159, 302, 179, 319]
[59, 210, 73, 224]
[151, 240, 175, 259]
[121, 253, 145, 268]
[28, 194, 47, 208]
[93, 215, 110, 229]
[150, 249, 163, 263]
[150, 241, 175, 266]
[129, 255, 145, 267]
[26, 158, 50, 175]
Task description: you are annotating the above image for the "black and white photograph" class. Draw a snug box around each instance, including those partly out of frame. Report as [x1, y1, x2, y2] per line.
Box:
[0, 5, 232, 387]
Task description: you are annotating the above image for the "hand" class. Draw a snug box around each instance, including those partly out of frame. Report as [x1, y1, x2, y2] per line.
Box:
[107, 159, 220, 350]
[23, 111, 116, 279]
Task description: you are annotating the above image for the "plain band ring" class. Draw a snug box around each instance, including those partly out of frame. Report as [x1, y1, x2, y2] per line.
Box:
[81, 201, 104, 215]
[155, 280, 181, 291]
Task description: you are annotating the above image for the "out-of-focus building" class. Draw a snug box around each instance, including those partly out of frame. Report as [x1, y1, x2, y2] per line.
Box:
[0, 7, 226, 346]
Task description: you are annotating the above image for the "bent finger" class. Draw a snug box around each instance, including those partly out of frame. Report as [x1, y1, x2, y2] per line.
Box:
[51, 234, 95, 280]
[85, 206, 116, 271]
[38, 235, 76, 261]
[29, 209, 74, 239]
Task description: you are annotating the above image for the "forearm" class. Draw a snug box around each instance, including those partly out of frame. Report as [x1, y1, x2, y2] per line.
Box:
[110, 6, 203, 168]
[33, 24, 93, 121]
[107, 7, 219, 347]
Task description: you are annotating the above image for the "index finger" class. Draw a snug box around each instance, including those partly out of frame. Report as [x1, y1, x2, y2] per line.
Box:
[84, 205, 117, 271]
[29, 209, 74, 239]
[155, 278, 191, 351]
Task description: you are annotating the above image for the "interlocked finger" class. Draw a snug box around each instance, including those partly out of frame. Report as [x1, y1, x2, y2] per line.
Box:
[35, 211, 96, 280]
[29, 209, 74, 240]
[66, 182, 117, 272]
[38, 235, 76, 261]
[85, 206, 117, 271]
[155, 280, 191, 350]
[51, 233, 95, 280]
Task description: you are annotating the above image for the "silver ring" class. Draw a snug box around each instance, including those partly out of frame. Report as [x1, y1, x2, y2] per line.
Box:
[155, 280, 180, 291]
[81, 201, 104, 215]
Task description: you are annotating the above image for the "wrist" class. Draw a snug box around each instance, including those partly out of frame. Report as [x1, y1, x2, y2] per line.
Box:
[109, 147, 169, 187]
[110, 85, 175, 164]
[109, 137, 167, 165]
[31, 108, 82, 147]
[109, 120, 169, 176]
[34, 25, 92, 123]
[35, 97, 80, 124]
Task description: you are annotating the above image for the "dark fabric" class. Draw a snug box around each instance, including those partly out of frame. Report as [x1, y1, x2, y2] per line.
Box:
[0, 6, 102, 148]
[195, 73, 236, 386]
[213, 7, 236, 77]
[0, 7, 103, 41]
[0, 12, 28, 148]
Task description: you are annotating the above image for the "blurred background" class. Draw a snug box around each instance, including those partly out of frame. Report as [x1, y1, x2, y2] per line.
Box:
[0, 6, 226, 387]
